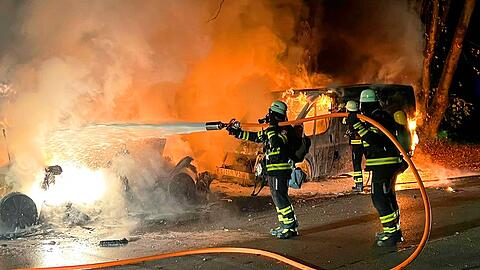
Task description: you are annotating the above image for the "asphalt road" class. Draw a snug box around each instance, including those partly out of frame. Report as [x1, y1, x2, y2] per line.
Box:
[1, 176, 480, 270]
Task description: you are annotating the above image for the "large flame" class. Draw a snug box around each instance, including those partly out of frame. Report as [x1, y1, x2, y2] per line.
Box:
[408, 116, 419, 153]
[29, 162, 107, 207]
[282, 91, 332, 119]
[282, 91, 332, 135]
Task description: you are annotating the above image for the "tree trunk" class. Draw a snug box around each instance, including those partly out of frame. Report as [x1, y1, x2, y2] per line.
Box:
[418, 0, 439, 123]
[424, 0, 476, 139]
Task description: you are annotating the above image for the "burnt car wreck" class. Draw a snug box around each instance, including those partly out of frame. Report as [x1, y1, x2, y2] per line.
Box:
[0, 137, 214, 237]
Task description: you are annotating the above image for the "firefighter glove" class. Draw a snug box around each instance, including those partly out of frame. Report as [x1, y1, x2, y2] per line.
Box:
[226, 119, 241, 136]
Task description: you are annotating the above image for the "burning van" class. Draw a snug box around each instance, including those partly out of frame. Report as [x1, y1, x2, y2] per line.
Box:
[217, 84, 416, 184]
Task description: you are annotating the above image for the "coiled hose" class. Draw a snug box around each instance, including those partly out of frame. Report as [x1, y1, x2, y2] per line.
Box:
[21, 113, 431, 270]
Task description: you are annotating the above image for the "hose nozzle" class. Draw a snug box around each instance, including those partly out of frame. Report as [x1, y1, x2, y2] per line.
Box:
[205, 121, 227, 131]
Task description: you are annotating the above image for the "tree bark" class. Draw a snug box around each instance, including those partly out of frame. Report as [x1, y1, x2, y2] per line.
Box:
[418, 0, 439, 123]
[424, 0, 476, 139]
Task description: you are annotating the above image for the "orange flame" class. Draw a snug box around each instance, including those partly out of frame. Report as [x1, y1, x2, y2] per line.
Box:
[281, 91, 332, 121]
[408, 116, 419, 153]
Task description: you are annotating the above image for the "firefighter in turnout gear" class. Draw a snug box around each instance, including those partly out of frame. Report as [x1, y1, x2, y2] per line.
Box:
[343, 100, 364, 192]
[346, 89, 405, 247]
[226, 101, 298, 239]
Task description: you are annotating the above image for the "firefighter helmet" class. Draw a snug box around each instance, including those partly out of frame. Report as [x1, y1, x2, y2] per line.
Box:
[359, 89, 377, 103]
[394, 110, 407, 125]
[346, 100, 359, 112]
[270, 100, 288, 116]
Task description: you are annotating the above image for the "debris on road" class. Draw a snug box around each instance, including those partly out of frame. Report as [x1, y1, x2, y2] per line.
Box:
[99, 238, 129, 247]
[63, 203, 91, 227]
[445, 186, 456, 193]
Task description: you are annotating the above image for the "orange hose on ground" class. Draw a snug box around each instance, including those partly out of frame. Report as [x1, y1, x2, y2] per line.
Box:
[19, 247, 315, 270]
[21, 113, 430, 270]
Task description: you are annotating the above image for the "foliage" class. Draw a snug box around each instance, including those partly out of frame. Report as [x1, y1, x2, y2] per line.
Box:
[444, 95, 474, 129]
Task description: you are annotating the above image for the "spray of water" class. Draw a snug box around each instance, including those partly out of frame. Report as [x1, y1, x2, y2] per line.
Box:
[42, 122, 208, 167]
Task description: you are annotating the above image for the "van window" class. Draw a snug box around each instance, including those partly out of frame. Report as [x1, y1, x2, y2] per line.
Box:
[304, 95, 332, 136]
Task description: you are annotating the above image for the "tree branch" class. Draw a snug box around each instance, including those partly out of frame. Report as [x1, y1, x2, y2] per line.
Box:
[425, 0, 476, 139]
[207, 0, 225, 23]
[419, 0, 439, 122]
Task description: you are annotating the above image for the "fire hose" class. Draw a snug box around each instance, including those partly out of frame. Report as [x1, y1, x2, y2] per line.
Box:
[22, 113, 431, 270]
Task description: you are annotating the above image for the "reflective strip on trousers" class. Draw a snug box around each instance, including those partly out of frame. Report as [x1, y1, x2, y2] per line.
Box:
[277, 205, 293, 215]
[383, 226, 397, 233]
[352, 171, 363, 177]
[278, 215, 295, 224]
[366, 157, 402, 166]
[380, 212, 397, 224]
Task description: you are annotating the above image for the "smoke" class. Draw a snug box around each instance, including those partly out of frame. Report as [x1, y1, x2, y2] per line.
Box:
[0, 0, 424, 202]
[311, 0, 423, 85]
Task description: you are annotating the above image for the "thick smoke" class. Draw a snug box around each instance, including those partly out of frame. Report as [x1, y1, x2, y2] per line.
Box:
[312, 0, 424, 85]
[0, 0, 424, 201]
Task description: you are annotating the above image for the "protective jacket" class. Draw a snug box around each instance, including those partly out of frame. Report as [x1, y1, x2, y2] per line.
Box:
[235, 125, 292, 176]
[343, 117, 364, 184]
[351, 109, 402, 178]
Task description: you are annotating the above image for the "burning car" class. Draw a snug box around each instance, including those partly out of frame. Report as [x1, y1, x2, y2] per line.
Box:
[217, 84, 417, 184]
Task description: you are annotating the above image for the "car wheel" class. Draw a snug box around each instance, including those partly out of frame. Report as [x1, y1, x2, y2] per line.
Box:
[0, 192, 38, 231]
[168, 173, 197, 205]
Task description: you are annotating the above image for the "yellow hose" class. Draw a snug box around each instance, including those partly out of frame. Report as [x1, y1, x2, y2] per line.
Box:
[21, 113, 431, 270]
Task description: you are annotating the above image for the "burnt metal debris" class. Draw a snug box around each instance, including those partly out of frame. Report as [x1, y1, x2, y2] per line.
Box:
[41, 165, 63, 190]
[99, 238, 129, 247]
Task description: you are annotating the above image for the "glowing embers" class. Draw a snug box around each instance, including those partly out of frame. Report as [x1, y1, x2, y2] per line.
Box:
[30, 162, 107, 206]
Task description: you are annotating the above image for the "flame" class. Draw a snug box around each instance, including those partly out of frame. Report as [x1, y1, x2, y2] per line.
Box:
[281, 91, 332, 136]
[282, 91, 332, 120]
[29, 162, 107, 207]
[407, 116, 419, 153]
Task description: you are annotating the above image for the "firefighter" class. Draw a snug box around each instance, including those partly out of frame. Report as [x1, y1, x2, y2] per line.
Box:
[343, 100, 364, 192]
[346, 89, 404, 246]
[226, 101, 298, 239]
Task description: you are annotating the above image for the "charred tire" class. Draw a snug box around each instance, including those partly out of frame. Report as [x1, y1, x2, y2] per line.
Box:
[168, 173, 197, 205]
[0, 192, 38, 231]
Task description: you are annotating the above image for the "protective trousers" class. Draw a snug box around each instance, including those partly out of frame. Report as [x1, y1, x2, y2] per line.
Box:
[267, 175, 296, 228]
[351, 143, 364, 184]
[371, 170, 400, 234]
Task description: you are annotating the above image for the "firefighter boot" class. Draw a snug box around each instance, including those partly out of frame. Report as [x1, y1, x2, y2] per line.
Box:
[376, 230, 404, 247]
[375, 229, 403, 241]
[272, 205, 298, 239]
[377, 210, 402, 240]
[270, 219, 299, 236]
[276, 226, 298, 239]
